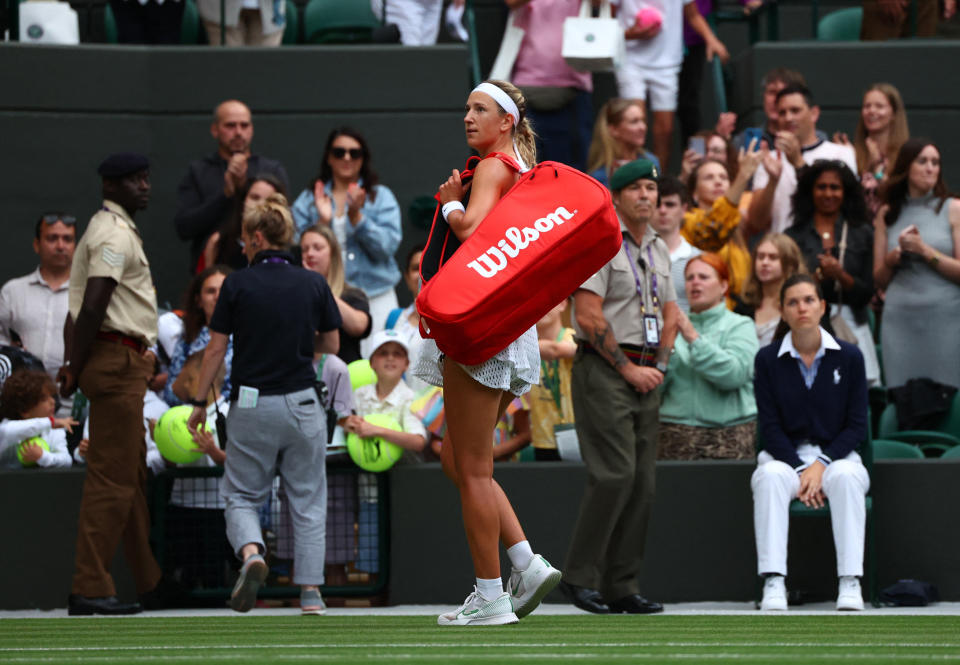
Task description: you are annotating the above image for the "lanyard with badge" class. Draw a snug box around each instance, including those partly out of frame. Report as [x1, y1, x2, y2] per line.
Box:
[622, 240, 660, 348]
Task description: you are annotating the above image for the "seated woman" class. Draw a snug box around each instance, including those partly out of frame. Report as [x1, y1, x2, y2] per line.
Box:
[682, 148, 762, 304]
[736, 233, 807, 347]
[199, 174, 286, 272]
[163, 265, 234, 407]
[300, 224, 372, 364]
[658, 254, 759, 460]
[752, 273, 870, 612]
[291, 127, 402, 344]
[586, 98, 660, 188]
[787, 160, 879, 385]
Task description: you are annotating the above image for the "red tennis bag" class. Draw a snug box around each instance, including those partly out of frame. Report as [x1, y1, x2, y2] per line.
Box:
[416, 158, 621, 365]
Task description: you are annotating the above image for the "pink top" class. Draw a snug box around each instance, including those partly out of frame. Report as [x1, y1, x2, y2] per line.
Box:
[511, 0, 593, 92]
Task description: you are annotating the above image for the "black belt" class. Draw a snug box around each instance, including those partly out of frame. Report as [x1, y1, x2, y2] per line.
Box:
[579, 341, 656, 367]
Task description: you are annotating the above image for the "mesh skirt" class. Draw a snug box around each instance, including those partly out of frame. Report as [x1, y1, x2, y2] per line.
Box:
[414, 326, 540, 396]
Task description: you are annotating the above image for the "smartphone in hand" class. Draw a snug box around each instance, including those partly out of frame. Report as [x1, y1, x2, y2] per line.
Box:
[688, 136, 705, 157]
[743, 127, 764, 152]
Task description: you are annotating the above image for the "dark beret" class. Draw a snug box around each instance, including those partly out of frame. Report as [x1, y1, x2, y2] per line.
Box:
[97, 152, 150, 178]
[609, 159, 659, 192]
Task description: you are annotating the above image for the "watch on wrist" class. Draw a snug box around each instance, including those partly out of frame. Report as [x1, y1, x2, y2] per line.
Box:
[187, 398, 207, 408]
[655, 361, 668, 375]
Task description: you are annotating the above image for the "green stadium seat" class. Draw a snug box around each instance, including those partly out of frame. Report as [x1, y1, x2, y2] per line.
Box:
[283, 0, 300, 44]
[940, 445, 960, 460]
[872, 438, 924, 460]
[877, 397, 960, 457]
[103, 0, 204, 44]
[304, 0, 379, 44]
[817, 7, 863, 41]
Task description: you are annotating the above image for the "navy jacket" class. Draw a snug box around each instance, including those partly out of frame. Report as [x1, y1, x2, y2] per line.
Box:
[754, 338, 868, 468]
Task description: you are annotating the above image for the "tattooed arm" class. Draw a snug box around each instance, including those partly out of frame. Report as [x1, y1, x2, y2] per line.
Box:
[574, 289, 664, 394]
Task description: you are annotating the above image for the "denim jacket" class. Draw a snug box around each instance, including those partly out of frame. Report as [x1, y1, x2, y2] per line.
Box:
[291, 182, 402, 298]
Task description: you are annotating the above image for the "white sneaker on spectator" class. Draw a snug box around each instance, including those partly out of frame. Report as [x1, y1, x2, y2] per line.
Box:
[836, 576, 864, 611]
[437, 587, 519, 626]
[508, 554, 562, 619]
[760, 575, 788, 611]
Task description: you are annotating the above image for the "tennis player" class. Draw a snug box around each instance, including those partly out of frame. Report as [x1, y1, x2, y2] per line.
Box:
[415, 80, 562, 626]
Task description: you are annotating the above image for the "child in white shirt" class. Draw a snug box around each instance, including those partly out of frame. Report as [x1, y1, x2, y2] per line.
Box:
[0, 369, 77, 469]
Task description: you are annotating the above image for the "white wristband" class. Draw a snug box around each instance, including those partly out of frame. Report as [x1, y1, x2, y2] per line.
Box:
[441, 201, 465, 221]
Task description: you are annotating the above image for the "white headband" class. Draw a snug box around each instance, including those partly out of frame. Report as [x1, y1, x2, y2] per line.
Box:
[471, 82, 528, 172]
[472, 82, 520, 128]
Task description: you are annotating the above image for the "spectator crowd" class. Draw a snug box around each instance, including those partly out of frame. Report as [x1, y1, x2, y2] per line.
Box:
[2, 0, 959, 618]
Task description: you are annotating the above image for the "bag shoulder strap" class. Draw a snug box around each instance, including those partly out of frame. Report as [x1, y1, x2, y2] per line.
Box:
[835, 220, 849, 307]
[385, 307, 402, 330]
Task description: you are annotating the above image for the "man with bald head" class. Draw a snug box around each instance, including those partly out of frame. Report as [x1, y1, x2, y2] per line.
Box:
[175, 99, 289, 271]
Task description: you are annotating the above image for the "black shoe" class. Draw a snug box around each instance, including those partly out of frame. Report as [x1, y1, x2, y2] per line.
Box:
[67, 594, 142, 616]
[607, 593, 664, 614]
[558, 580, 610, 614]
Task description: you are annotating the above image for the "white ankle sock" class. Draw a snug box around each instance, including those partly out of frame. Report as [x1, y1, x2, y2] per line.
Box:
[476, 577, 503, 600]
[506, 540, 535, 571]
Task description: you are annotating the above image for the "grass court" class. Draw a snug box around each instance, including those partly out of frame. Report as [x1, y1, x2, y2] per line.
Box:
[1, 614, 958, 664]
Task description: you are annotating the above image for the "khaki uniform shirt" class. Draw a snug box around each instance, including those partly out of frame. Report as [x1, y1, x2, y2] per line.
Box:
[69, 200, 158, 346]
[574, 221, 676, 348]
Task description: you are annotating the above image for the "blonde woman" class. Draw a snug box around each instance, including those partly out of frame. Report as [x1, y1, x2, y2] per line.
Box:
[418, 80, 559, 626]
[300, 224, 371, 363]
[188, 193, 342, 615]
[835, 83, 910, 216]
[737, 233, 808, 346]
[587, 98, 660, 188]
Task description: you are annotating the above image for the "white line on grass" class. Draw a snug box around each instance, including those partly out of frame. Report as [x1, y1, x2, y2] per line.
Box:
[3, 642, 960, 652]
[3, 654, 960, 663]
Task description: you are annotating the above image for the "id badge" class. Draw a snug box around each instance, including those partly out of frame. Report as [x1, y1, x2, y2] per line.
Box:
[643, 314, 660, 347]
[237, 386, 259, 409]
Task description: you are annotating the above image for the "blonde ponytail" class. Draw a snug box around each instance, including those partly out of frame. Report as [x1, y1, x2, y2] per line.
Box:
[486, 79, 538, 168]
[242, 192, 294, 249]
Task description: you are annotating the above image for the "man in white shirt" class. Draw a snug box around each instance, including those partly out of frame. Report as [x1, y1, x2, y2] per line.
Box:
[0, 213, 76, 414]
[651, 177, 700, 312]
[749, 84, 857, 234]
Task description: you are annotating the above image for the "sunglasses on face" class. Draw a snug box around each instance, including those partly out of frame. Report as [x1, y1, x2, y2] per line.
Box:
[330, 147, 363, 160]
[42, 214, 77, 225]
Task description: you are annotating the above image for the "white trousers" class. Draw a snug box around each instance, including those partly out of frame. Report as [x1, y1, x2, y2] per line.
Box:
[370, 0, 442, 45]
[751, 445, 870, 577]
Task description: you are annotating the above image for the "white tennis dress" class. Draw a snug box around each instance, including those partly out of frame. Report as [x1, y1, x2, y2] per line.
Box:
[414, 326, 540, 396]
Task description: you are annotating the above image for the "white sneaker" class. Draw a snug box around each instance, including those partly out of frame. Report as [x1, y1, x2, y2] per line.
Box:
[760, 575, 788, 611]
[837, 576, 864, 611]
[508, 554, 562, 619]
[437, 587, 519, 626]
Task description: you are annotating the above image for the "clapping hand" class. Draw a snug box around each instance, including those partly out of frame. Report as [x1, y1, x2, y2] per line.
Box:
[224, 153, 248, 197]
[346, 182, 366, 223]
[759, 144, 783, 182]
[898, 224, 927, 255]
[313, 181, 333, 224]
[774, 131, 802, 169]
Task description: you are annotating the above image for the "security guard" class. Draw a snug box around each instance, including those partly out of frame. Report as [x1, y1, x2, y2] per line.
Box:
[59, 153, 162, 615]
[559, 159, 679, 614]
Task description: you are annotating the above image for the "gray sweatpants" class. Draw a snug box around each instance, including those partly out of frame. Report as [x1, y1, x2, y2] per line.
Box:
[221, 386, 327, 585]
